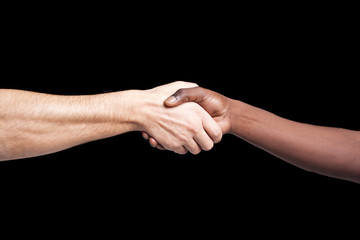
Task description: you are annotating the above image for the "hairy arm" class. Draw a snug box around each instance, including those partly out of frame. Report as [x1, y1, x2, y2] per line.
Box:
[0, 89, 138, 160]
[160, 87, 360, 183]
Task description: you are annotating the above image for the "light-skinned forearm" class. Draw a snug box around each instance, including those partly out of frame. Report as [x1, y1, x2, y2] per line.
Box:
[228, 99, 360, 183]
[0, 89, 139, 161]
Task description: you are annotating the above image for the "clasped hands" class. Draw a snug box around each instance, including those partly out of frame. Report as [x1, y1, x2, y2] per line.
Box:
[2, 80, 358, 182]
[139, 81, 231, 155]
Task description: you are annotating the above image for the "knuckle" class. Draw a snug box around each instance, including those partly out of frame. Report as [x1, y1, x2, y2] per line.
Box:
[214, 130, 223, 143]
[173, 80, 185, 85]
[174, 80, 198, 88]
[178, 134, 188, 143]
[187, 125, 199, 134]
[211, 127, 223, 143]
[174, 88, 185, 98]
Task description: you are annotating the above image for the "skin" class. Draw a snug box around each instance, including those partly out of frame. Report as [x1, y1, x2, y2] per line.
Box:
[144, 86, 360, 184]
[0, 81, 222, 161]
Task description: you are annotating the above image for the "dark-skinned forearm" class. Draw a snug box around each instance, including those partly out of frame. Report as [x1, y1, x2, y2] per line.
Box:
[228, 99, 360, 183]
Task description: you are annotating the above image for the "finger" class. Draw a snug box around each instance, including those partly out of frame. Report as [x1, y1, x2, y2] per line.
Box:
[164, 87, 206, 107]
[142, 132, 150, 140]
[148, 136, 187, 154]
[149, 137, 165, 150]
[144, 132, 162, 148]
[184, 139, 202, 155]
[157, 145, 166, 150]
[149, 137, 158, 148]
[200, 110, 223, 144]
[173, 146, 188, 155]
[193, 129, 214, 151]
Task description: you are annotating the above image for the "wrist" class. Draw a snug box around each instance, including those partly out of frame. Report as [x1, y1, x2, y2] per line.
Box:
[122, 90, 148, 132]
[111, 89, 159, 133]
[227, 99, 249, 136]
[90, 90, 144, 136]
[127, 89, 165, 132]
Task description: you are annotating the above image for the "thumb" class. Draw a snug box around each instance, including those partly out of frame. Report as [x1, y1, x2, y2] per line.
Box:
[164, 87, 206, 107]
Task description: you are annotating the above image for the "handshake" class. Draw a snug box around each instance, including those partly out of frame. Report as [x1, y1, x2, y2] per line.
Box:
[1, 81, 359, 183]
[137, 81, 230, 155]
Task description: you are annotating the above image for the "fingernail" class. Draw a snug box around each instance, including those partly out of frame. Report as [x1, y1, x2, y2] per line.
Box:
[167, 96, 176, 103]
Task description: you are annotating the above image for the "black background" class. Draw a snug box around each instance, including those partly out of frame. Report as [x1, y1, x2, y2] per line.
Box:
[1, 3, 358, 233]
